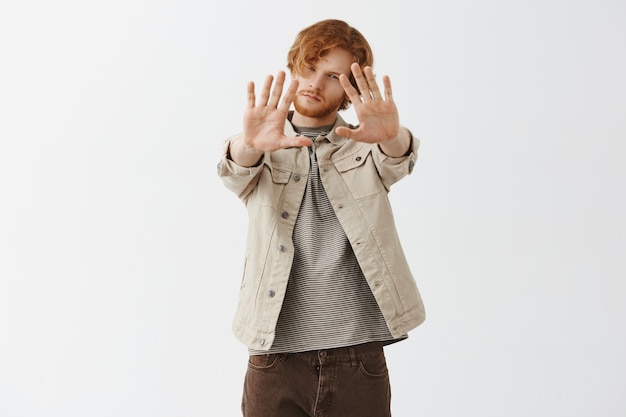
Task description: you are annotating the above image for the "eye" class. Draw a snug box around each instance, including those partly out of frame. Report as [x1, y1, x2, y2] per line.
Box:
[328, 73, 339, 80]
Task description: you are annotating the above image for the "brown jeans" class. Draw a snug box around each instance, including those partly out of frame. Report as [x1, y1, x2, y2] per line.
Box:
[242, 342, 392, 417]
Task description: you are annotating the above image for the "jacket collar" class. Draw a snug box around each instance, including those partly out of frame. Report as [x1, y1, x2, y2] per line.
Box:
[285, 111, 351, 146]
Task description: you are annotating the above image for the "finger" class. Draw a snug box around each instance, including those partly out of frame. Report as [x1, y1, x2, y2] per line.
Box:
[364, 66, 382, 100]
[352, 63, 373, 102]
[258, 74, 274, 106]
[268, 71, 286, 108]
[339, 74, 360, 104]
[278, 78, 299, 111]
[246, 81, 256, 108]
[382, 75, 394, 102]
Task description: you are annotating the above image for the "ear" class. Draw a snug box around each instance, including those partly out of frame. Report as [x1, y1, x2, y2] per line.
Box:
[341, 97, 351, 110]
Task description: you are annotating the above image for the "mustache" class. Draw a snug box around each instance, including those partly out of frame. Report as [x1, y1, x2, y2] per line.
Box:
[297, 90, 323, 101]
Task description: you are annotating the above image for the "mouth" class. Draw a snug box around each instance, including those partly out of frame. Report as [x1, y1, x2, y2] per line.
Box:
[299, 91, 322, 102]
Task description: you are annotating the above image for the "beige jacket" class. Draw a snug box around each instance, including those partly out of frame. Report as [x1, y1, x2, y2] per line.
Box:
[217, 114, 426, 351]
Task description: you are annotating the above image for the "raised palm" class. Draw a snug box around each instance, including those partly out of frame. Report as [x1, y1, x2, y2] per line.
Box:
[335, 63, 400, 143]
[243, 71, 311, 152]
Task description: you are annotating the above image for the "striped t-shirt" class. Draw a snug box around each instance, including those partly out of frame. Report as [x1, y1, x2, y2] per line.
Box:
[250, 124, 397, 355]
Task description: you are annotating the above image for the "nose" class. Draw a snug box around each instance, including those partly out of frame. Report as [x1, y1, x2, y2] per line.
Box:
[308, 73, 324, 90]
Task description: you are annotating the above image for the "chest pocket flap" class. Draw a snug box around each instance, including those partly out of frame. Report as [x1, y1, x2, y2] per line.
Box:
[268, 165, 292, 184]
[333, 148, 371, 173]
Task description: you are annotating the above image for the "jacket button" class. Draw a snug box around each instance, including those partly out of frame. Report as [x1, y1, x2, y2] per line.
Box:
[278, 244, 285, 252]
[409, 160, 415, 169]
[268, 290, 275, 297]
[293, 173, 301, 181]
[257, 338, 265, 346]
[355, 156, 362, 161]
[281, 211, 288, 219]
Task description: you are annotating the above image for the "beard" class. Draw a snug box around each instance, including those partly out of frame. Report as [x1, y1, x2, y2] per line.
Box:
[294, 91, 344, 119]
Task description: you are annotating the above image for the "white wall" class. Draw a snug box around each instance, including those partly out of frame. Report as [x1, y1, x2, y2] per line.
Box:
[1, 0, 624, 416]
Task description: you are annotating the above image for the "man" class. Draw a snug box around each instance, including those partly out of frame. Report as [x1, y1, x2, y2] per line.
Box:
[218, 19, 425, 417]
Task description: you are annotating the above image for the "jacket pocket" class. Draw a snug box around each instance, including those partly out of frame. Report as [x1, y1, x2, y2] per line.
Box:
[334, 149, 385, 199]
[253, 164, 292, 208]
[269, 165, 291, 184]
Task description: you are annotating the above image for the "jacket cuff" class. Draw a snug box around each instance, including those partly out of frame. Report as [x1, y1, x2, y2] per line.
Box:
[217, 138, 264, 177]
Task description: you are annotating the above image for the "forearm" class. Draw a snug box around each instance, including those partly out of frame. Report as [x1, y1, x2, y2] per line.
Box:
[378, 127, 411, 157]
[228, 135, 265, 167]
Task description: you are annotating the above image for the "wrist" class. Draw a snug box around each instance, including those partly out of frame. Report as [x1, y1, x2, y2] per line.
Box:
[230, 136, 264, 167]
[379, 128, 411, 157]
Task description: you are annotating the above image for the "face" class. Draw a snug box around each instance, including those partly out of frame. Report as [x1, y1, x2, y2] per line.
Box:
[292, 47, 354, 125]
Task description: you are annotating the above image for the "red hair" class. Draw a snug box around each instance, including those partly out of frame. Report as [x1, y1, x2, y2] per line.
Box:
[287, 19, 374, 110]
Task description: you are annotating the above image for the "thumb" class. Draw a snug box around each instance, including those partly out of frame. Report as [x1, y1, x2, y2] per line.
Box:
[279, 135, 313, 149]
[334, 126, 356, 138]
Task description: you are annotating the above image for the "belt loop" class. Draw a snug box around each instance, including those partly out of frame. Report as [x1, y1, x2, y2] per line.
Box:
[349, 346, 358, 367]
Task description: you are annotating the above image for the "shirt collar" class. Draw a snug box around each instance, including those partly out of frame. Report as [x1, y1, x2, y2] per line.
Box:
[285, 111, 350, 146]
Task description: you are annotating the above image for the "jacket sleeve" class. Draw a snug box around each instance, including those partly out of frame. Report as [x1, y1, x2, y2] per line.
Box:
[217, 135, 265, 202]
[372, 128, 420, 191]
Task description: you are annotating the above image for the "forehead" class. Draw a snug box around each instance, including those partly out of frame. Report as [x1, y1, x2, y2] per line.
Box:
[314, 48, 354, 73]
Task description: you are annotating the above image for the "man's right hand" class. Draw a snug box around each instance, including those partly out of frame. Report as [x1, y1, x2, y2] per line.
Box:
[229, 71, 312, 167]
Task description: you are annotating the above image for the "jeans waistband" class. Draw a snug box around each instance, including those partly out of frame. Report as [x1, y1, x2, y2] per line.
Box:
[287, 341, 385, 365]
[316, 341, 384, 355]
